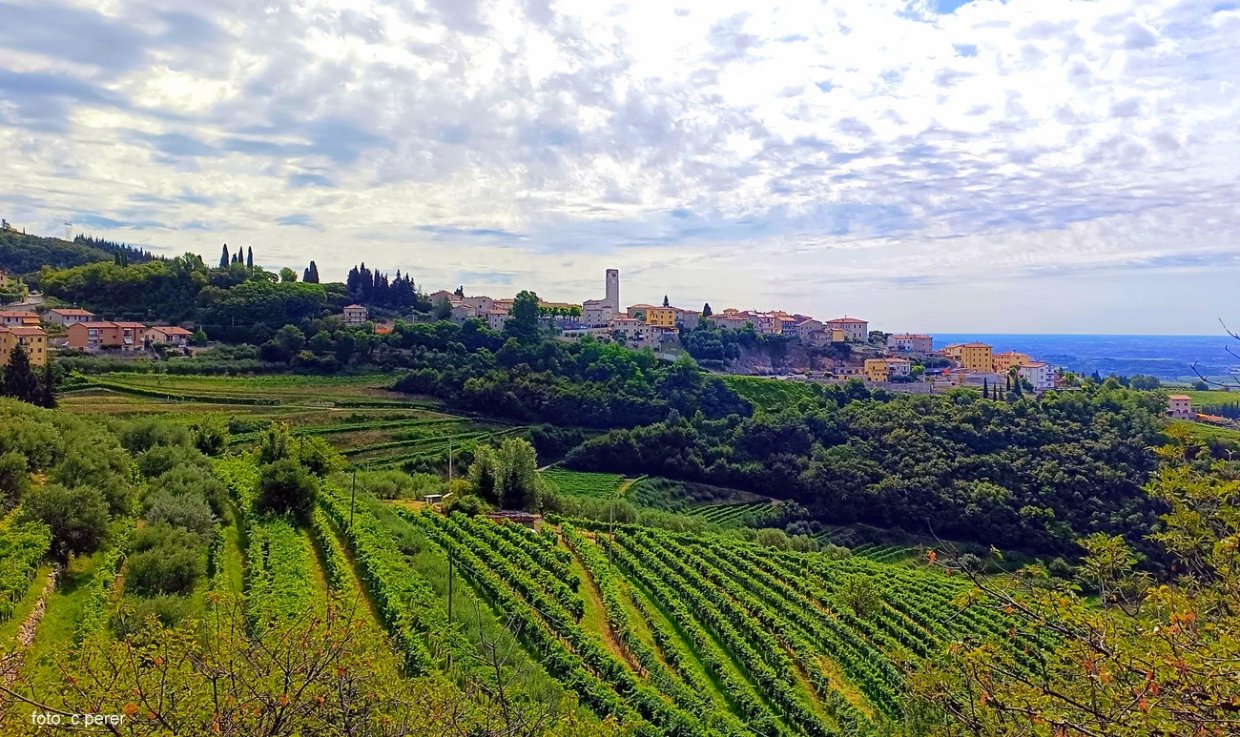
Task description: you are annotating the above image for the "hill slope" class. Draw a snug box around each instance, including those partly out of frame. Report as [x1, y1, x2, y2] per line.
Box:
[0, 229, 158, 280]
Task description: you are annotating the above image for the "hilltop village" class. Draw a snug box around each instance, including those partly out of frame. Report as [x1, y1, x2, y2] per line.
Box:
[427, 269, 1057, 392]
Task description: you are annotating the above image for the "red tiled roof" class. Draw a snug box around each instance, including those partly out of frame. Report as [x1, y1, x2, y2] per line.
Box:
[49, 308, 95, 316]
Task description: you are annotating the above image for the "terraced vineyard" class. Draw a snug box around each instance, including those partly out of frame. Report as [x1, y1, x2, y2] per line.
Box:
[688, 501, 778, 527]
[59, 372, 519, 470]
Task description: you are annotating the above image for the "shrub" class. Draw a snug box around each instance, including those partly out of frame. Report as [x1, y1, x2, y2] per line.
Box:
[155, 465, 228, 517]
[117, 419, 194, 453]
[52, 445, 134, 516]
[0, 450, 30, 510]
[125, 524, 205, 596]
[21, 482, 110, 559]
[256, 459, 318, 523]
[145, 490, 216, 539]
[137, 444, 210, 479]
[192, 416, 229, 456]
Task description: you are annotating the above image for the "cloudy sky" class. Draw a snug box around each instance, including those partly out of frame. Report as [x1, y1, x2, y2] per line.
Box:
[1, 0, 1237, 333]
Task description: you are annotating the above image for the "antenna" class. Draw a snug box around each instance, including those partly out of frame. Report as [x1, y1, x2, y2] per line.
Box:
[63, 221, 72, 240]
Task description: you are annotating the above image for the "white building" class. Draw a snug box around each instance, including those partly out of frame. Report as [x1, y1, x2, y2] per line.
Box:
[1017, 361, 1055, 391]
[486, 308, 510, 331]
[795, 319, 824, 344]
[886, 357, 912, 378]
[581, 269, 620, 325]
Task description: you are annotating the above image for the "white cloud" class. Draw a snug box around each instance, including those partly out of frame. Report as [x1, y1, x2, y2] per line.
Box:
[0, 0, 1237, 332]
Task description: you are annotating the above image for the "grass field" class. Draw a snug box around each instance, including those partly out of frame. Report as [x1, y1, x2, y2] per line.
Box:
[1172, 419, 1240, 447]
[1186, 389, 1240, 405]
[540, 469, 626, 498]
[720, 375, 822, 410]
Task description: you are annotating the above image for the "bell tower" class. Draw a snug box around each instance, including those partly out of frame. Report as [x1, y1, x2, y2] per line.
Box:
[605, 269, 619, 310]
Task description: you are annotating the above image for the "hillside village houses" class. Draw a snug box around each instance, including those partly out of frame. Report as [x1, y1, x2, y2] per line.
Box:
[44, 307, 96, 326]
[0, 309, 40, 327]
[67, 321, 148, 352]
[433, 267, 1063, 388]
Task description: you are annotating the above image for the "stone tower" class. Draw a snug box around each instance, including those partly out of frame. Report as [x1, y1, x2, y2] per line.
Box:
[605, 269, 619, 310]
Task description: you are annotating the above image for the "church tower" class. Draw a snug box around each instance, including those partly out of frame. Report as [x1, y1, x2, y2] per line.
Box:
[605, 269, 619, 310]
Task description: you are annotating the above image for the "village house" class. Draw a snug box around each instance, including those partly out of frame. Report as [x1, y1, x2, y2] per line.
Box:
[582, 301, 616, 326]
[795, 319, 825, 344]
[0, 326, 48, 366]
[864, 357, 913, 382]
[943, 342, 994, 373]
[44, 308, 97, 326]
[674, 308, 701, 330]
[1167, 394, 1194, 420]
[342, 304, 369, 326]
[1017, 361, 1055, 391]
[644, 305, 677, 328]
[608, 316, 645, 340]
[887, 333, 934, 354]
[67, 321, 147, 352]
[626, 303, 658, 320]
[427, 290, 456, 305]
[145, 325, 194, 348]
[0, 310, 40, 327]
[824, 317, 869, 342]
[486, 308, 510, 331]
[992, 350, 1032, 373]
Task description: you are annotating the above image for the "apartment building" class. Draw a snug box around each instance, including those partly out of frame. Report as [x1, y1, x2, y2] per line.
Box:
[943, 342, 994, 373]
[644, 306, 677, 328]
[864, 357, 912, 382]
[0, 326, 48, 366]
[992, 350, 1032, 373]
[1017, 361, 1054, 391]
[66, 321, 147, 352]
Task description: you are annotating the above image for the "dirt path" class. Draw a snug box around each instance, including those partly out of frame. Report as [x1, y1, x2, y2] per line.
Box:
[615, 475, 645, 497]
[0, 566, 59, 712]
[564, 543, 639, 673]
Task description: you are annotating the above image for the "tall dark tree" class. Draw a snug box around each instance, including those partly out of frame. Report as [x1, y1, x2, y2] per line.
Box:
[219, 244, 230, 269]
[502, 290, 542, 344]
[37, 362, 56, 409]
[2, 345, 40, 404]
[662, 295, 670, 307]
[702, 303, 712, 317]
[306, 261, 320, 284]
[454, 285, 465, 298]
[246, 247, 254, 269]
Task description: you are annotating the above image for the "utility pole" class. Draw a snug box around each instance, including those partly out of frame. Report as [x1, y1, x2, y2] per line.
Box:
[349, 470, 357, 530]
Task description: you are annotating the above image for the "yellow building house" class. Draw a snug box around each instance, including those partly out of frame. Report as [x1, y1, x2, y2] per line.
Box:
[864, 358, 890, 382]
[992, 350, 1031, 373]
[645, 306, 677, 328]
[0, 326, 48, 367]
[943, 342, 993, 372]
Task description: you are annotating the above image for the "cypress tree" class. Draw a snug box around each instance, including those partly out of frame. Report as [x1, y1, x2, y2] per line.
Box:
[37, 362, 56, 409]
[219, 244, 230, 269]
[663, 295, 670, 307]
[3, 345, 40, 404]
[702, 303, 712, 317]
[307, 261, 319, 283]
[246, 247, 254, 269]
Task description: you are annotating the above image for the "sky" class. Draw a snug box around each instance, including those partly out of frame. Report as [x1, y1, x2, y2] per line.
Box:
[1, 0, 1238, 334]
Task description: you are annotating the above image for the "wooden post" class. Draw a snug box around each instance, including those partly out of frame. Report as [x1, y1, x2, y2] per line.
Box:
[349, 470, 357, 530]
